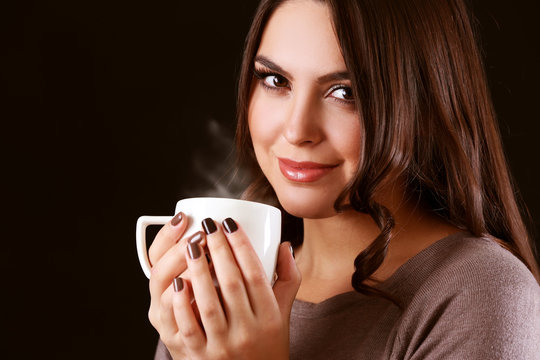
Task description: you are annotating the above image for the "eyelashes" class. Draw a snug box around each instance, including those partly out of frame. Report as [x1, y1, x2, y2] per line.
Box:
[252, 66, 355, 106]
[253, 68, 289, 91]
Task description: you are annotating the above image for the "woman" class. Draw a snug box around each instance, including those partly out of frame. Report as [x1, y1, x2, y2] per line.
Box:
[149, 0, 540, 359]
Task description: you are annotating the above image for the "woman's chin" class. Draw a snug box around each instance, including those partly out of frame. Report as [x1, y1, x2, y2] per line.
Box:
[276, 193, 339, 219]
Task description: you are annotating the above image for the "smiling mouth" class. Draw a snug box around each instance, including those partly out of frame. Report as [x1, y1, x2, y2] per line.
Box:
[278, 158, 338, 183]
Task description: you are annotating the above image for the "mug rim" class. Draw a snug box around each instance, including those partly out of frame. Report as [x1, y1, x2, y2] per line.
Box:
[177, 197, 280, 212]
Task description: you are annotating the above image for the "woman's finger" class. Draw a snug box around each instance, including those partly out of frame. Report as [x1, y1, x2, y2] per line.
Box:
[186, 234, 228, 338]
[272, 242, 302, 317]
[148, 212, 189, 266]
[221, 218, 277, 316]
[172, 278, 206, 355]
[157, 285, 181, 341]
[149, 231, 207, 306]
[202, 218, 252, 321]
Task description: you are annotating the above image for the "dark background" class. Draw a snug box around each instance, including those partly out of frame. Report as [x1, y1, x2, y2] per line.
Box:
[2, 1, 539, 358]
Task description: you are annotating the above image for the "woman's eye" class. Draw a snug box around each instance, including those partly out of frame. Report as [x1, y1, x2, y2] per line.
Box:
[330, 86, 354, 101]
[263, 74, 288, 88]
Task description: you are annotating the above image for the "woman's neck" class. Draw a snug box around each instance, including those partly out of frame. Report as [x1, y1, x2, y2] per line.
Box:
[297, 210, 380, 278]
[294, 185, 462, 303]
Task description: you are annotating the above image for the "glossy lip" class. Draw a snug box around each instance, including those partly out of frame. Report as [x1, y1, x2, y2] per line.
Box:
[278, 157, 338, 183]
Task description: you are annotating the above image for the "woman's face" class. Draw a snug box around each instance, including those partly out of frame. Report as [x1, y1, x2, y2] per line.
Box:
[248, 0, 361, 218]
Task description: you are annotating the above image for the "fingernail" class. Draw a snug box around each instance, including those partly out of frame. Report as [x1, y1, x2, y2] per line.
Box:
[222, 217, 238, 233]
[188, 231, 204, 244]
[289, 243, 295, 258]
[171, 212, 183, 226]
[173, 277, 184, 292]
[187, 241, 202, 259]
[202, 218, 217, 235]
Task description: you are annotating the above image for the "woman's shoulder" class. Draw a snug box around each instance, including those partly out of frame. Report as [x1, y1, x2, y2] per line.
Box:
[427, 232, 538, 292]
[388, 232, 540, 359]
[392, 231, 539, 297]
[388, 231, 540, 330]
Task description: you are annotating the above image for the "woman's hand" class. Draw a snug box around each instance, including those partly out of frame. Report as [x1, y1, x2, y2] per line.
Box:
[173, 217, 301, 360]
[147, 212, 196, 359]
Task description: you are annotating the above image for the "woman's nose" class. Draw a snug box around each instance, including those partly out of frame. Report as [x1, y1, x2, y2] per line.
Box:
[282, 92, 323, 146]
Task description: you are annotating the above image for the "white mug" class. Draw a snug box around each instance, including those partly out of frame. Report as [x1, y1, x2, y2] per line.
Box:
[136, 197, 282, 283]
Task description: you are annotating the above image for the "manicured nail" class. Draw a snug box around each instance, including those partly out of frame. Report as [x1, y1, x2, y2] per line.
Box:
[187, 241, 202, 259]
[171, 212, 183, 226]
[222, 217, 238, 233]
[188, 231, 204, 244]
[173, 277, 184, 292]
[289, 244, 295, 258]
[202, 218, 217, 235]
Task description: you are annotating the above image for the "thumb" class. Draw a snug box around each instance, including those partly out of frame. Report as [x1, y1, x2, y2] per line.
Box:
[273, 242, 301, 316]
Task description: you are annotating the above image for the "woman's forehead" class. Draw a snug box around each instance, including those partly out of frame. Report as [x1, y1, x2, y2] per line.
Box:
[256, 0, 347, 77]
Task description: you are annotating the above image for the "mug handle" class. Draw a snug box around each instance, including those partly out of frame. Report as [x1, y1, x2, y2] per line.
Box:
[136, 216, 173, 279]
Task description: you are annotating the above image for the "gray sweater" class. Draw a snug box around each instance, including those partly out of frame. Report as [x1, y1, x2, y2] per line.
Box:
[155, 232, 540, 359]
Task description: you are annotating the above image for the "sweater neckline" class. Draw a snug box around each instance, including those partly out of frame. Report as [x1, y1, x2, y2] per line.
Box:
[292, 231, 470, 317]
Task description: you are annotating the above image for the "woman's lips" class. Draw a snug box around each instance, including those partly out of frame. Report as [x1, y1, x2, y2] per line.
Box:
[278, 157, 338, 183]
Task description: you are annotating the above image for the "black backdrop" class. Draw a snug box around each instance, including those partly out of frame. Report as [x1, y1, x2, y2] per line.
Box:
[2, 1, 539, 358]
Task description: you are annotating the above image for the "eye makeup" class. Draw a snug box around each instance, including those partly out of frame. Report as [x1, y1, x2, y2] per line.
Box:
[252, 64, 355, 106]
[253, 66, 290, 92]
[326, 84, 355, 106]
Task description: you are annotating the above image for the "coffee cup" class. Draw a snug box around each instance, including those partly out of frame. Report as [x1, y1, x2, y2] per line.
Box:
[136, 197, 282, 283]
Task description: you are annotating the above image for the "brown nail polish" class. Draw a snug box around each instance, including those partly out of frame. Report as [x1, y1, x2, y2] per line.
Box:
[173, 277, 184, 292]
[171, 212, 183, 226]
[187, 241, 202, 259]
[202, 218, 217, 235]
[222, 217, 238, 233]
[188, 231, 205, 244]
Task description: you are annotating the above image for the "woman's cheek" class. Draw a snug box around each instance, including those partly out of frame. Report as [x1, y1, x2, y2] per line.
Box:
[248, 91, 286, 154]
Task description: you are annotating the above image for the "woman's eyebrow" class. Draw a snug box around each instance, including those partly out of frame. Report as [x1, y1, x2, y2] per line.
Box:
[316, 71, 351, 84]
[254, 55, 350, 83]
[254, 55, 293, 79]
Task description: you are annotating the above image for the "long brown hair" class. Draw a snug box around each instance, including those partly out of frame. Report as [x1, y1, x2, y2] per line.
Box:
[235, 0, 540, 295]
